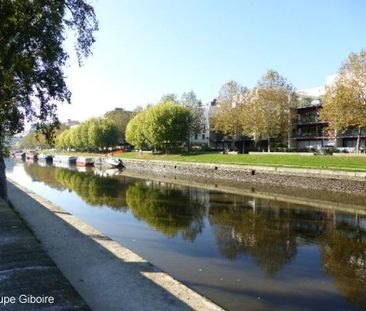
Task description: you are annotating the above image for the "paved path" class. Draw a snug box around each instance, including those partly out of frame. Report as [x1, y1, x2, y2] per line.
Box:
[0, 197, 90, 311]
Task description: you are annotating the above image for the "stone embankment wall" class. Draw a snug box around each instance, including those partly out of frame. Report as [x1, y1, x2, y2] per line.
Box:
[122, 159, 366, 195]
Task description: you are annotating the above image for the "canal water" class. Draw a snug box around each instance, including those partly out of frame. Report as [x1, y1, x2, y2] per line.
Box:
[5, 159, 366, 311]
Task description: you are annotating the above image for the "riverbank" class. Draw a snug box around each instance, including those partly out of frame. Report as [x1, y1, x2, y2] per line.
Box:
[121, 158, 366, 196]
[39, 151, 366, 171]
[118, 152, 366, 171]
[0, 196, 89, 310]
[6, 180, 223, 311]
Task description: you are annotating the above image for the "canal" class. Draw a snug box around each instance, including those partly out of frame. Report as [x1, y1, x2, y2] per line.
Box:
[5, 159, 366, 311]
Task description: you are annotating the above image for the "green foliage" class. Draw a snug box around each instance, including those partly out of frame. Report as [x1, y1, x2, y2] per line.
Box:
[0, 0, 97, 199]
[0, 0, 97, 140]
[144, 101, 191, 150]
[125, 112, 148, 150]
[18, 124, 68, 149]
[104, 108, 135, 144]
[55, 118, 119, 151]
[126, 100, 191, 151]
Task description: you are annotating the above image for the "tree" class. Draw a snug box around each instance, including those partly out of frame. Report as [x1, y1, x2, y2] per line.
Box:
[104, 108, 134, 145]
[144, 100, 191, 152]
[181, 91, 203, 134]
[241, 71, 295, 152]
[0, 1, 98, 200]
[126, 100, 191, 152]
[210, 81, 248, 149]
[321, 50, 366, 153]
[181, 91, 204, 149]
[160, 93, 178, 103]
[56, 118, 119, 151]
[125, 111, 148, 151]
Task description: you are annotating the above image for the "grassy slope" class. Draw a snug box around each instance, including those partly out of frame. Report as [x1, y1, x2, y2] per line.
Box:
[118, 152, 366, 172]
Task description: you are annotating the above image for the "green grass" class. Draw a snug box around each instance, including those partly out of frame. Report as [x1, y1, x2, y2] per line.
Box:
[118, 152, 366, 172]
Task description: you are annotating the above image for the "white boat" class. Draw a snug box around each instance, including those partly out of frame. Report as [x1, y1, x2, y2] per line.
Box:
[94, 157, 124, 168]
[76, 156, 94, 167]
[105, 157, 124, 168]
[53, 155, 77, 164]
[38, 154, 53, 162]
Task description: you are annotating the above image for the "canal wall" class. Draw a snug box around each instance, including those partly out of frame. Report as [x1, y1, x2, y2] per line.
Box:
[122, 159, 366, 195]
[7, 180, 223, 311]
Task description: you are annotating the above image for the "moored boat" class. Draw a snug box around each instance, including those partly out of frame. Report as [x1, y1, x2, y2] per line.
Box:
[94, 157, 124, 168]
[26, 150, 38, 161]
[13, 150, 26, 160]
[38, 154, 53, 163]
[53, 155, 77, 165]
[76, 156, 94, 167]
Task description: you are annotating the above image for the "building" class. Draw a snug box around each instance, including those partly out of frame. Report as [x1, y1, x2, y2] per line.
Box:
[291, 77, 366, 151]
[193, 75, 365, 152]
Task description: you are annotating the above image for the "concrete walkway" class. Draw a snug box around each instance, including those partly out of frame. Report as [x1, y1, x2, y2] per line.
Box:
[7, 181, 223, 311]
[0, 197, 89, 310]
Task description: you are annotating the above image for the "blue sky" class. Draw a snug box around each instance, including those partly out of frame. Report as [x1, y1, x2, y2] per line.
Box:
[59, 0, 366, 121]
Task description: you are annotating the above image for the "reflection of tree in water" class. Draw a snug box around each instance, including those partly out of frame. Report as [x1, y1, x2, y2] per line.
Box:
[23, 163, 66, 191]
[321, 219, 366, 309]
[209, 194, 298, 276]
[126, 181, 206, 241]
[54, 168, 128, 210]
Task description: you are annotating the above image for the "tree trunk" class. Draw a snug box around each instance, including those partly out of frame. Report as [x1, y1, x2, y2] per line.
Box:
[187, 131, 191, 153]
[267, 137, 271, 153]
[0, 136, 8, 202]
[356, 126, 361, 154]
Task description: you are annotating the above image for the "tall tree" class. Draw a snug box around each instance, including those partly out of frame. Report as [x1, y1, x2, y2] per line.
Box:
[104, 108, 134, 145]
[125, 111, 148, 151]
[160, 93, 178, 103]
[144, 100, 191, 152]
[321, 50, 366, 153]
[210, 81, 248, 149]
[0, 0, 98, 200]
[181, 91, 204, 149]
[242, 71, 295, 152]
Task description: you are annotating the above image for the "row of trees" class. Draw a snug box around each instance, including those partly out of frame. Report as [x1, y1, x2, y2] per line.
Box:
[18, 125, 69, 149]
[126, 92, 204, 152]
[210, 70, 296, 152]
[211, 50, 366, 153]
[55, 118, 119, 151]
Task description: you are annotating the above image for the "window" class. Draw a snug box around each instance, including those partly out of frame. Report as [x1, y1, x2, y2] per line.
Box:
[202, 134, 205, 140]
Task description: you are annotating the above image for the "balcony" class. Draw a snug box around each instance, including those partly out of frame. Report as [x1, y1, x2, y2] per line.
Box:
[296, 120, 328, 126]
[338, 129, 366, 138]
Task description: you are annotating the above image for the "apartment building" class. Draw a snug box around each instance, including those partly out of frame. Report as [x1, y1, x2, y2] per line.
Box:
[291, 79, 366, 150]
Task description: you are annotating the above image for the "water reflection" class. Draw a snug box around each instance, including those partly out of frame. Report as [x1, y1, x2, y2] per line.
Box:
[321, 222, 366, 308]
[126, 181, 205, 240]
[16, 161, 366, 310]
[209, 198, 297, 275]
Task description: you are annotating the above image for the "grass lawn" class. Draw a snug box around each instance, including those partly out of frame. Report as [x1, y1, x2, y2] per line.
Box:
[118, 152, 366, 172]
